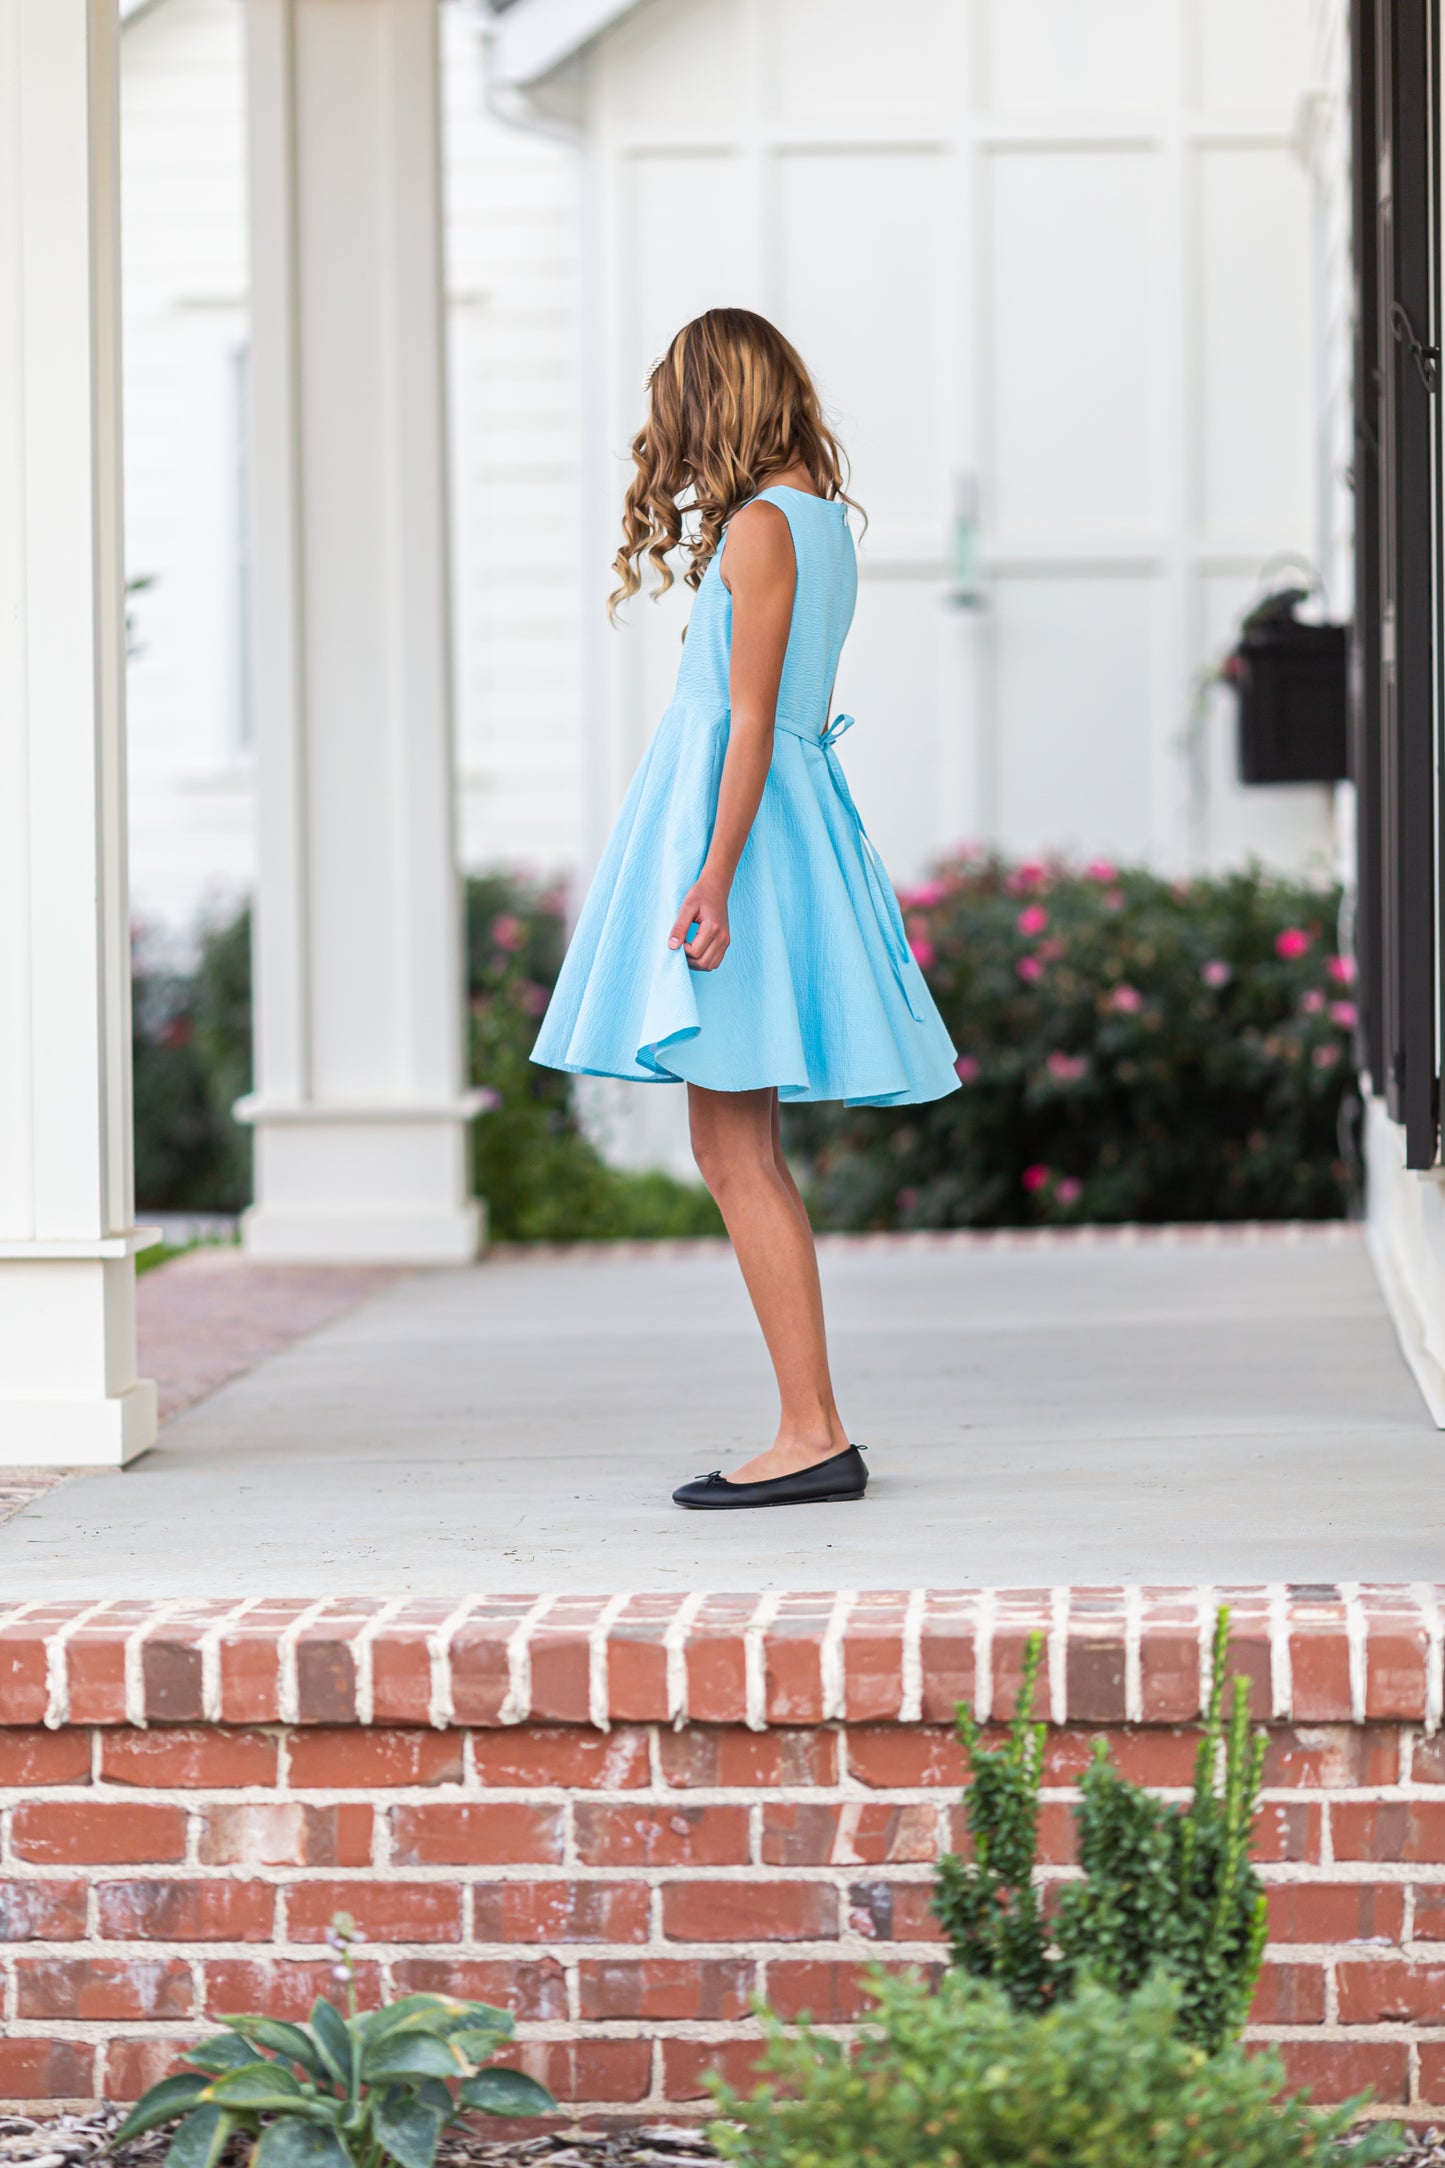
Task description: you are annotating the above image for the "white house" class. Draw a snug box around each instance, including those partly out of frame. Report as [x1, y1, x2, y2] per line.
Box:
[8, 0, 1445, 1468]
[120, 0, 1338, 948]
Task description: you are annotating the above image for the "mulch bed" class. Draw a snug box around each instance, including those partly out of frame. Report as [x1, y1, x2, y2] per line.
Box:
[0, 2113, 721, 2168]
[5, 2106, 1442, 2166]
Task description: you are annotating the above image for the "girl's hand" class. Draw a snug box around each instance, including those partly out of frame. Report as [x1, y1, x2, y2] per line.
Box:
[669, 879, 731, 971]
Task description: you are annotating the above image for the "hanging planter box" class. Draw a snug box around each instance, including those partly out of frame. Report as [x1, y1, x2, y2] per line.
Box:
[1227, 589, 1349, 785]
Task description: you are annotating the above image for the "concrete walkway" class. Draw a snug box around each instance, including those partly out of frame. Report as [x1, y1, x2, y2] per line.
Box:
[0, 1225, 1437, 1595]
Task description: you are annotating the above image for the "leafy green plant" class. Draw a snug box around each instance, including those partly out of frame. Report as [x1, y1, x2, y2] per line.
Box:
[785, 853, 1359, 1228]
[709, 1970, 1400, 2168]
[111, 1914, 553, 2168]
[934, 1609, 1269, 2052]
[932, 1628, 1056, 2011]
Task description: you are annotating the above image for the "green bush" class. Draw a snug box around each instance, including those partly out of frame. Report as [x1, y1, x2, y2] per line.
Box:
[710, 1970, 1398, 2168]
[464, 872, 721, 1241]
[935, 1611, 1268, 2053]
[131, 922, 251, 1214]
[784, 853, 1359, 1229]
[132, 875, 721, 1241]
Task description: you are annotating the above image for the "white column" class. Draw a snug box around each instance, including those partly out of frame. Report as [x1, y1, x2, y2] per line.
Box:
[0, 0, 157, 1467]
[237, 0, 482, 1264]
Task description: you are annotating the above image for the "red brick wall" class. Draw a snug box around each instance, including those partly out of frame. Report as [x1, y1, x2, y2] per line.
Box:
[1, 1590, 1442, 2125]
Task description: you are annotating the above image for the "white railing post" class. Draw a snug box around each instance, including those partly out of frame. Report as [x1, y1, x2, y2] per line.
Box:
[238, 0, 481, 1263]
[0, 0, 157, 1466]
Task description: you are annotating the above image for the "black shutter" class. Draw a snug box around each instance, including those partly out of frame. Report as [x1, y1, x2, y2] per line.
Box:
[1371, 0, 1442, 1167]
[1351, 0, 1386, 1091]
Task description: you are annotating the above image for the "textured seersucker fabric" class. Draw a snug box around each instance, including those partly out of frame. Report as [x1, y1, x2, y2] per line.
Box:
[530, 485, 962, 1106]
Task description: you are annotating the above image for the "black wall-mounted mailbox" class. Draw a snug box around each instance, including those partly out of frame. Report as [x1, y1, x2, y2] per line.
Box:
[1228, 590, 1349, 786]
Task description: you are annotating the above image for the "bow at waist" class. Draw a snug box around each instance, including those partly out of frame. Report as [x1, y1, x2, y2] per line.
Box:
[774, 711, 925, 1024]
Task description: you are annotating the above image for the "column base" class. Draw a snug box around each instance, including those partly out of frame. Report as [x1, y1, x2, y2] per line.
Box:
[240, 1199, 484, 1265]
[237, 1098, 486, 1266]
[0, 1379, 157, 1468]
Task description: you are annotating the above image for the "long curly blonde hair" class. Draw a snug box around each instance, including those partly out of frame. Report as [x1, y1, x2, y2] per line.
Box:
[608, 307, 860, 621]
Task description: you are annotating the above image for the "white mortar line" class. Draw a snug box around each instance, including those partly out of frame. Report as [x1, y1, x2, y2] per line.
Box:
[588, 1593, 632, 1732]
[498, 1593, 557, 1725]
[1048, 1587, 1069, 1724]
[1341, 1583, 1367, 1725]
[1197, 1586, 1217, 1720]
[200, 1597, 262, 1723]
[743, 1592, 782, 1733]
[664, 1590, 705, 1729]
[1268, 1583, 1292, 1721]
[898, 1589, 926, 1724]
[44, 1601, 108, 1729]
[1415, 1583, 1444, 1736]
[276, 1600, 330, 1726]
[428, 1596, 481, 1729]
[351, 1596, 402, 1728]
[974, 1589, 996, 1723]
[1123, 1585, 1143, 1724]
[124, 1599, 185, 1727]
[819, 1591, 857, 1721]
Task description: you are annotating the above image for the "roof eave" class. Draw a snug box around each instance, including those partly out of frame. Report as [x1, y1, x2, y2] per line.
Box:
[488, 0, 643, 87]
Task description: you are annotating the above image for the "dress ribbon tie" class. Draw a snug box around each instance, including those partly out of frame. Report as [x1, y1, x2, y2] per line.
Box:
[814, 713, 926, 1024]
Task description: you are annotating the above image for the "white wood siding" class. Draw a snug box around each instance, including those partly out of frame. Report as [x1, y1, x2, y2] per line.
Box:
[119, 0, 584, 937]
[583, 0, 1337, 883]
[121, 0, 1340, 939]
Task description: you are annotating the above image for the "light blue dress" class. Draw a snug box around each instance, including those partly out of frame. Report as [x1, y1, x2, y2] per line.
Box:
[530, 485, 961, 1106]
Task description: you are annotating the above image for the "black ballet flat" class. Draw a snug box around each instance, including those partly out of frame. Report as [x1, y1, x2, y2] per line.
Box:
[672, 1444, 868, 1510]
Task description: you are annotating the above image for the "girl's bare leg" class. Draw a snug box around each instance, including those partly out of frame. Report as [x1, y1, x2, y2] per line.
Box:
[687, 1082, 850, 1481]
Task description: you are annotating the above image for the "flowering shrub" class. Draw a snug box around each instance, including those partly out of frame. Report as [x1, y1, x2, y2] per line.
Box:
[134, 877, 721, 1241]
[132, 914, 252, 1213]
[464, 874, 721, 1241]
[785, 852, 1358, 1229]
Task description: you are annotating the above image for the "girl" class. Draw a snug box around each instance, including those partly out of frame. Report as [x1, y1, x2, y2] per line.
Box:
[531, 308, 960, 1510]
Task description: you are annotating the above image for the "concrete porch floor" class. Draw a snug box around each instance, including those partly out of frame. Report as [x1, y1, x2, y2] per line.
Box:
[0, 1225, 1439, 1595]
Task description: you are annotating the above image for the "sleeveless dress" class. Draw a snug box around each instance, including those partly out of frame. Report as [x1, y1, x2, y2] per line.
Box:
[530, 485, 961, 1106]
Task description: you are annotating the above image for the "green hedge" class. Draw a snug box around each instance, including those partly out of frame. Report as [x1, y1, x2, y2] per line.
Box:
[132, 857, 1358, 1235]
[783, 852, 1358, 1230]
[131, 879, 719, 1242]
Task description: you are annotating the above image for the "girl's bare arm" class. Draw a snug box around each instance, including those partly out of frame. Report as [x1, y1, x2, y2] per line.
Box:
[667, 502, 795, 970]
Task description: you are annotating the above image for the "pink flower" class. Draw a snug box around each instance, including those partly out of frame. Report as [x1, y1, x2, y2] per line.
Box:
[492, 913, 525, 951]
[1110, 983, 1144, 1013]
[899, 879, 948, 909]
[1313, 1043, 1340, 1069]
[1326, 954, 1356, 985]
[1201, 959, 1232, 989]
[1102, 889, 1125, 912]
[1299, 989, 1325, 1015]
[909, 933, 936, 969]
[1022, 1163, 1051, 1194]
[520, 981, 549, 1015]
[1017, 954, 1044, 984]
[474, 1085, 502, 1113]
[1047, 1051, 1088, 1083]
[1275, 927, 1311, 960]
[1017, 903, 1049, 937]
[1055, 1176, 1083, 1207]
[954, 1054, 980, 1082]
[1007, 859, 1047, 895]
[1085, 859, 1117, 884]
[895, 1188, 919, 1214]
[1330, 1000, 1359, 1029]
